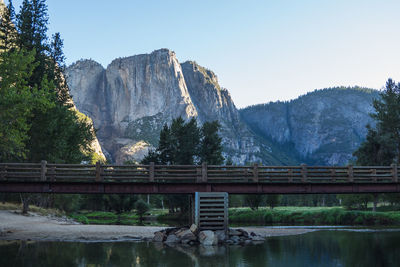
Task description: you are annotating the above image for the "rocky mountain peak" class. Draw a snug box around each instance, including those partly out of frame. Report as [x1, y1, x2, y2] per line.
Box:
[66, 49, 277, 164]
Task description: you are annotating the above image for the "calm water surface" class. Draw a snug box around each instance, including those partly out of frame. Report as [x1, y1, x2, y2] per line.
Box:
[1, 230, 400, 267]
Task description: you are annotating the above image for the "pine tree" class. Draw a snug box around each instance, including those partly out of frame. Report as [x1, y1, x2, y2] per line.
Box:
[200, 121, 224, 164]
[16, 0, 49, 88]
[49, 32, 71, 105]
[354, 79, 400, 165]
[158, 124, 171, 164]
[0, 0, 17, 51]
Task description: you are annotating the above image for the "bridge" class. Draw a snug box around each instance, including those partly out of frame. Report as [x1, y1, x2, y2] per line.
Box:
[1, 161, 399, 194]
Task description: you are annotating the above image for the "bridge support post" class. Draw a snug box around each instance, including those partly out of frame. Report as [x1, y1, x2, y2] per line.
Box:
[40, 160, 47, 181]
[194, 192, 228, 233]
[392, 164, 398, 182]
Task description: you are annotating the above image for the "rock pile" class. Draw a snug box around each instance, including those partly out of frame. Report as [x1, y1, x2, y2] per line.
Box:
[152, 224, 265, 246]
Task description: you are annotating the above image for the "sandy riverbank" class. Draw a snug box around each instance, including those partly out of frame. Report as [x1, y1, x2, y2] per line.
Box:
[0, 210, 315, 242]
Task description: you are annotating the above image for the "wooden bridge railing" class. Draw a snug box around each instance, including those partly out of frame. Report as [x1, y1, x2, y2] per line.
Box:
[0, 161, 398, 183]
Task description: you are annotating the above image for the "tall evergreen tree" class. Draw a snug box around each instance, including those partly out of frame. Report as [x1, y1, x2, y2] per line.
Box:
[158, 124, 171, 164]
[16, 0, 49, 88]
[200, 121, 224, 165]
[354, 79, 400, 165]
[0, 0, 17, 51]
[49, 32, 71, 105]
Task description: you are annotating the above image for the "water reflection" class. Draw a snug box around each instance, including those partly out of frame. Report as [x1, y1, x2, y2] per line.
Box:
[1, 230, 400, 267]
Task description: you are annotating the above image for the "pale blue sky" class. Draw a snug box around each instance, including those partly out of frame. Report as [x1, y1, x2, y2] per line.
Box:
[8, 0, 400, 107]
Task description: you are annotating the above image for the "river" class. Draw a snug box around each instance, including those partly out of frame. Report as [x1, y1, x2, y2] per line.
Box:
[1, 229, 400, 266]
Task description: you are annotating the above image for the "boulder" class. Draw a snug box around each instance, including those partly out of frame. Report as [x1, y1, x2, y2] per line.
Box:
[165, 234, 179, 243]
[251, 235, 265, 241]
[237, 229, 249, 238]
[153, 231, 165, 242]
[229, 229, 242, 236]
[231, 236, 240, 243]
[189, 224, 198, 234]
[177, 229, 196, 242]
[215, 230, 226, 242]
[198, 230, 218, 246]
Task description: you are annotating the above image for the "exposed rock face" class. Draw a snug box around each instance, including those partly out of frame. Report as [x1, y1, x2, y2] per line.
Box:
[66, 49, 282, 164]
[67, 49, 378, 166]
[240, 88, 380, 165]
[67, 49, 198, 163]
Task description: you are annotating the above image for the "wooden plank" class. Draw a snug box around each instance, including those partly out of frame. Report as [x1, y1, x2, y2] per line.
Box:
[199, 222, 225, 226]
[47, 164, 95, 167]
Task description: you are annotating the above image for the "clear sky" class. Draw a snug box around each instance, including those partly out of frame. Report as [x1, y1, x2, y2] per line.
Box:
[8, 0, 400, 108]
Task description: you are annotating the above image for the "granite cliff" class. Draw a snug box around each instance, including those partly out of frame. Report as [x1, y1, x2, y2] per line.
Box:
[240, 88, 380, 165]
[66, 49, 286, 164]
[67, 49, 380, 166]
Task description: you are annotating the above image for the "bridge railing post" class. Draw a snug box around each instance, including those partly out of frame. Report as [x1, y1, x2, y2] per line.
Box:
[253, 163, 259, 182]
[1, 164, 6, 181]
[40, 160, 47, 181]
[95, 161, 103, 182]
[202, 162, 208, 182]
[391, 164, 398, 183]
[301, 164, 307, 182]
[348, 164, 354, 182]
[149, 162, 155, 182]
[331, 169, 336, 182]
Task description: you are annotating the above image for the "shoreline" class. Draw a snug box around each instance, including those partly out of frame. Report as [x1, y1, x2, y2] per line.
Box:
[0, 210, 317, 242]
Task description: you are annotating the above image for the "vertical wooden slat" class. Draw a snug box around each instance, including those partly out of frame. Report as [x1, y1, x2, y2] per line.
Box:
[301, 164, 307, 182]
[331, 169, 336, 182]
[149, 162, 155, 182]
[348, 164, 354, 182]
[202, 162, 207, 182]
[95, 161, 103, 182]
[40, 160, 47, 181]
[253, 163, 259, 182]
[392, 164, 398, 182]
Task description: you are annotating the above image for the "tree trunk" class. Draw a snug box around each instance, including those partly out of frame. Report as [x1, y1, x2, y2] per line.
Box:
[20, 194, 31, 214]
[373, 194, 378, 212]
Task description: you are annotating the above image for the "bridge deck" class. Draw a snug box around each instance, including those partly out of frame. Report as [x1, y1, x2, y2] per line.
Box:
[0, 162, 399, 194]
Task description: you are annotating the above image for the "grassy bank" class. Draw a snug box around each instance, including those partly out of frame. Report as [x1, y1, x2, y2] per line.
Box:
[69, 209, 168, 226]
[229, 207, 400, 226]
